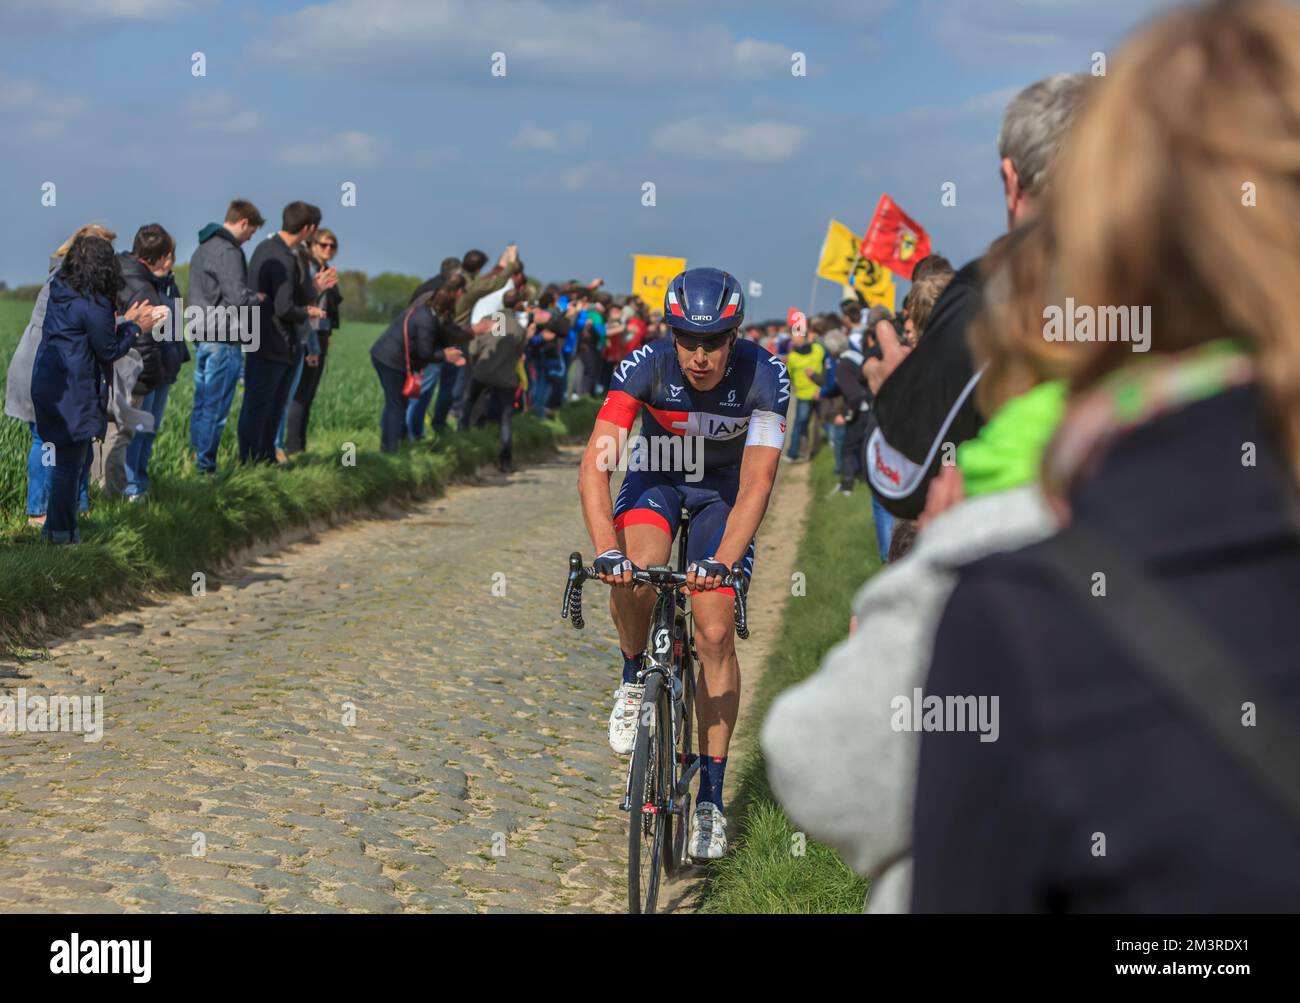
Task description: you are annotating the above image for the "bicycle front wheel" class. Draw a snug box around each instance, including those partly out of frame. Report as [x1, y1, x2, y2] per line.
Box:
[627, 673, 669, 914]
[666, 634, 695, 876]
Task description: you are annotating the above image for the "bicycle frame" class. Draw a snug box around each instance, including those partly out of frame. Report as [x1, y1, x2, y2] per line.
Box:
[623, 512, 695, 818]
[559, 520, 749, 905]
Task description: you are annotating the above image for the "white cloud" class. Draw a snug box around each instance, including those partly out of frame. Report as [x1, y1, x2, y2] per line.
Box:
[560, 164, 597, 192]
[651, 118, 807, 163]
[732, 38, 792, 79]
[277, 131, 383, 168]
[961, 86, 1022, 116]
[250, 0, 796, 85]
[924, 0, 1180, 65]
[512, 125, 560, 151]
[0, 77, 86, 141]
[0, 0, 200, 29]
[186, 91, 262, 133]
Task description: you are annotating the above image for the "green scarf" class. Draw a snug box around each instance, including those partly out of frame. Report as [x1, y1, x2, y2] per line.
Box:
[957, 381, 1067, 497]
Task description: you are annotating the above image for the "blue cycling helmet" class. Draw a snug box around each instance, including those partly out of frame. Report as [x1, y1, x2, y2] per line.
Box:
[664, 267, 744, 335]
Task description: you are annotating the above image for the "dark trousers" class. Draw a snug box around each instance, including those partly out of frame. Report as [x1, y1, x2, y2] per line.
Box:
[237, 355, 296, 464]
[841, 416, 870, 490]
[285, 333, 330, 453]
[578, 344, 601, 396]
[466, 380, 516, 465]
[373, 356, 409, 453]
[45, 439, 91, 544]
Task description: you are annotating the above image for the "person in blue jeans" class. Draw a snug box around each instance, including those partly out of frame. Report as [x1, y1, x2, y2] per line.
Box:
[26, 422, 91, 518]
[430, 358, 464, 430]
[785, 397, 814, 460]
[871, 493, 895, 565]
[186, 200, 267, 473]
[124, 383, 169, 496]
[190, 342, 244, 472]
[405, 362, 440, 439]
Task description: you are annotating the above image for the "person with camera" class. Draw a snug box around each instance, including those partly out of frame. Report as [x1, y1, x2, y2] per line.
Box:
[370, 275, 468, 452]
[465, 286, 530, 473]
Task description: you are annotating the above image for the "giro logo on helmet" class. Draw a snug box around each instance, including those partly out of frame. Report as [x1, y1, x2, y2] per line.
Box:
[691, 314, 713, 321]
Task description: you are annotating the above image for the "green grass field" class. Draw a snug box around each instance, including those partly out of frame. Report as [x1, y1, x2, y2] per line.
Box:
[0, 297, 598, 647]
[700, 447, 877, 913]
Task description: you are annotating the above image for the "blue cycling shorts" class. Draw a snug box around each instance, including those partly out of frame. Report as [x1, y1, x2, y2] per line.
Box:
[611, 468, 755, 596]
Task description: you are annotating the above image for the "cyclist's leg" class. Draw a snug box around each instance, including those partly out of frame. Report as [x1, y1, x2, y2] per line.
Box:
[605, 472, 684, 754]
[609, 471, 681, 655]
[682, 480, 755, 812]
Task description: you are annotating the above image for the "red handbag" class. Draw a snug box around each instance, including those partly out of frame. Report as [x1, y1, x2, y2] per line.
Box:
[401, 305, 422, 398]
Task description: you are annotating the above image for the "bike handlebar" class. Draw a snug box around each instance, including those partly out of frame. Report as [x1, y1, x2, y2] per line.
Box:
[561, 552, 749, 640]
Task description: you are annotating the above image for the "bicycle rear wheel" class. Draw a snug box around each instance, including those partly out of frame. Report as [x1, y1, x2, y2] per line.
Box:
[627, 673, 669, 914]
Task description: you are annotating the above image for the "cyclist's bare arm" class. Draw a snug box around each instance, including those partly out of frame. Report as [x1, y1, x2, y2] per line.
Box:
[687, 444, 780, 589]
[577, 418, 633, 585]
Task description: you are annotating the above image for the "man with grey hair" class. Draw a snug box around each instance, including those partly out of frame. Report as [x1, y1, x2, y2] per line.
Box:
[864, 73, 1091, 520]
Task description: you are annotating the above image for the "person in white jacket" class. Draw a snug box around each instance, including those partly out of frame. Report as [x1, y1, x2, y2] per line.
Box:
[762, 221, 1072, 911]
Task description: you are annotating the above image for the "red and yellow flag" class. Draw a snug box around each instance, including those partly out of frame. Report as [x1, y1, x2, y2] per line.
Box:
[860, 194, 932, 280]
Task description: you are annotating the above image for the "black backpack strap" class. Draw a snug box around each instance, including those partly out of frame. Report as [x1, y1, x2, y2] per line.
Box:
[1032, 526, 1300, 825]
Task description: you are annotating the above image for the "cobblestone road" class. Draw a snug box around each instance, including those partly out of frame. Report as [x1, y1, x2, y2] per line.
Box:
[0, 446, 804, 913]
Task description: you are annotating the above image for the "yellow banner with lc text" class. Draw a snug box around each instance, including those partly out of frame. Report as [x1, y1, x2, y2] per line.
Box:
[631, 254, 687, 315]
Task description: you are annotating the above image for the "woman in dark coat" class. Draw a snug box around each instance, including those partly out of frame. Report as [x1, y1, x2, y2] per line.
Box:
[369, 275, 468, 452]
[31, 235, 154, 543]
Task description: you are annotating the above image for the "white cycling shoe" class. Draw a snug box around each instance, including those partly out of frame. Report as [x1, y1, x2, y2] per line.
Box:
[688, 801, 728, 861]
[608, 681, 646, 755]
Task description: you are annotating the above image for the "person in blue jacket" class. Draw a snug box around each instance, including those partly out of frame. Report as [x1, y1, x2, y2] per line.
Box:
[31, 235, 154, 544]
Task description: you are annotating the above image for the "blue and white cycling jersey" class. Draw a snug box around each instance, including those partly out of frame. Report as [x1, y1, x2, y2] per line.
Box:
[596, 337, 791, 476]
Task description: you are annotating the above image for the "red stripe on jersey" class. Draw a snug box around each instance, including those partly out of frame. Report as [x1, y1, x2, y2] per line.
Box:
[613, 509, 671, 536]
[597, 389, 640, 429]
[642, 403, 689, 435]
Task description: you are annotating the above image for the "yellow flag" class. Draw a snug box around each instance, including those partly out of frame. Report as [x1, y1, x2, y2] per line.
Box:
[631, 254, 687, 314]
[816, 219, 896, 310]
[848, 258, 896, 310]
[816, 220, 861, 285]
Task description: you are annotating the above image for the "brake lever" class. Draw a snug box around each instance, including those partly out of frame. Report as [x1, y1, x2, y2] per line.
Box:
[730, 561, 749, 640]
[562, 551, 586, 629]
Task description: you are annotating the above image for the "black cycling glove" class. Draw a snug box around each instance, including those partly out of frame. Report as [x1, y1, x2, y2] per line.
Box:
[594, 548, 635, 578]
[687, 557, 730, 586]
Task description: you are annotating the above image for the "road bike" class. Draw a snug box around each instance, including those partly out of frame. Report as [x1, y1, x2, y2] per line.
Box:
[561, 510, 748, 913]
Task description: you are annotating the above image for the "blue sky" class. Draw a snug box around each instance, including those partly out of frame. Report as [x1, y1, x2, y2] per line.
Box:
[0, 0, 1177, 319]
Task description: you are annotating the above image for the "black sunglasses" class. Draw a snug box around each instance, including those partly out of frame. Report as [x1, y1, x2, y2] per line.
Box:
[672, 329, 734, 354]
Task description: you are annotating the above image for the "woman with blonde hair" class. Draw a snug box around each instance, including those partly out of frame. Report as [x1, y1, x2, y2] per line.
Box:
[4, 223, 117, 526]
[284, 227, 343, 453]
[913, 0, 1300, 911]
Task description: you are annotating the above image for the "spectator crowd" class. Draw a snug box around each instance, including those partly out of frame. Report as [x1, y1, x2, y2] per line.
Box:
[763, 0, 1300, 915]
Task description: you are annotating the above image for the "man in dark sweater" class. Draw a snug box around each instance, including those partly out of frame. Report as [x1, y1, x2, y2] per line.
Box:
[866, 74, 1090, 518]
[237, 202, 335, 464]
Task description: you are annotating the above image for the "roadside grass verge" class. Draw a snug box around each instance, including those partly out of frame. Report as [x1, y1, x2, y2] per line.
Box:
[0, 296, 598, 648]
[699, 446, 879, 913]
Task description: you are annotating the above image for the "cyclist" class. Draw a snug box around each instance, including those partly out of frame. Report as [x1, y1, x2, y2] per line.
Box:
[577, 267, 790, 861]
